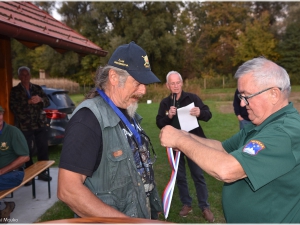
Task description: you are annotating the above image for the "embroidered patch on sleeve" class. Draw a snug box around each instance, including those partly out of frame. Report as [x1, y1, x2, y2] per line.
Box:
[243, 140, 265, 155]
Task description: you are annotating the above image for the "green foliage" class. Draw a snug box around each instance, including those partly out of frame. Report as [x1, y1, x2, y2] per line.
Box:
[277, 20, 300, 78]
[11, 40, 34, 77]
[232, 11, 279, 66]
[183, 2, 249, 77]
[11, 2, 300, 85]
[33, 1, 56, 14]
[11, 40, 80, 78]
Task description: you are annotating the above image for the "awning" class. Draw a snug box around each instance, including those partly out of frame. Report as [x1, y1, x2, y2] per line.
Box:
[0, 1, 108, 57]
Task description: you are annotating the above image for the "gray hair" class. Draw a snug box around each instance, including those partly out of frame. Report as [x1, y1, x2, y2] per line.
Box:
[85, 65, 130, 99]
[18, 66, 31, 76]
[234, 56, 291, 97]
[166, 71, 183, 83]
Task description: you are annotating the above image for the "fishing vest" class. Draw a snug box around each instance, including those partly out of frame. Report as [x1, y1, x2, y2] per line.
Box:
[72, 95, 151, 218]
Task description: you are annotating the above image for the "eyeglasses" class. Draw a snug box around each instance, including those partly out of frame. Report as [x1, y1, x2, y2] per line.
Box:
[238, 87, 282, 105]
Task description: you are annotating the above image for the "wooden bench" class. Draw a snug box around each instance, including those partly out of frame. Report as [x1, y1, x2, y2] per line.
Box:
[0, 160, 55, 200]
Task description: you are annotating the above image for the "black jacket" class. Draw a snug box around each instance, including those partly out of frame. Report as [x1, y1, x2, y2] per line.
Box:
[233, 89, 250, 121]
[156, 91, 212, 138]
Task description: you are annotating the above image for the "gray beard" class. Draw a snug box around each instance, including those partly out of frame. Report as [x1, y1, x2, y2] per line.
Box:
[127, 102, 138, 118]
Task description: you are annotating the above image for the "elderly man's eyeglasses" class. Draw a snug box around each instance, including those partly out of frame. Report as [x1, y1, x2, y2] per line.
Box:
[237, 87, 282, 105]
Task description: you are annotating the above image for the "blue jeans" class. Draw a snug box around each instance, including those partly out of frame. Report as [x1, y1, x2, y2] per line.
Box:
[176, 152, 209, 210]
[0, 170, 24, 191]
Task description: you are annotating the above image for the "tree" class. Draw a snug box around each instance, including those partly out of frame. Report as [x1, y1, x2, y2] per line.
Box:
[252, 2, 287, 26]
[183, 2, 249, 77]
[277, 21, 300, 80]
[232, 11, 279, 67]
[11, 40, 34, 77]
[33, 1, 56, 15]
[90, 2, 185, 81]
[58, 2, 91, 32]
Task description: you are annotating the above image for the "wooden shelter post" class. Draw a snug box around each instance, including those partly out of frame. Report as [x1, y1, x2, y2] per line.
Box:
[0, 35, 14, 125]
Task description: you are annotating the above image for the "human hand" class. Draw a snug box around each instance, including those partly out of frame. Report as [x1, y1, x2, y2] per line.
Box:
[159, 125, 189, 148]
[190, 107, 200, 117]
[29, 95, 43, 104]
[237, 115, 243, 121]
[168, 106, 177, 119]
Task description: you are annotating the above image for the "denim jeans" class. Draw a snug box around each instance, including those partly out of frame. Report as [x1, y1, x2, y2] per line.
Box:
[176, 152, 210, 210]
[0, 170, 24, 191]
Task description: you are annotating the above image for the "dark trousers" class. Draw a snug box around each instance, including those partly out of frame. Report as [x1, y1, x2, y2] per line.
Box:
[22, 126, 49, 168]
[176, 152, 210, 210]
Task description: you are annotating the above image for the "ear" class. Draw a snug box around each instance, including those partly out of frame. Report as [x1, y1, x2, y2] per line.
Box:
[108, 69, 119, 86]
[166, 82, 171, 91]
[270, 87, 280, 105]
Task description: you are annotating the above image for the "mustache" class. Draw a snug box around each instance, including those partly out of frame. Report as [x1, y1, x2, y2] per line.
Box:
[131, 94, 143, 99]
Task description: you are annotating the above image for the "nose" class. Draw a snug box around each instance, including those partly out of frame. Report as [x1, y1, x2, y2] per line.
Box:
[240, 99, 247, 107]
[138, 84, 146, 95]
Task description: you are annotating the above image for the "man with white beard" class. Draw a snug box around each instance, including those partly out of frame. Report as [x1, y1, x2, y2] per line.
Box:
[57, 42, 162, 220]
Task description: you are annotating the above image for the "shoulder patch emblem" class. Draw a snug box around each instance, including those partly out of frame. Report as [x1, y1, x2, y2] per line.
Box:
[243, 140, 265, 155]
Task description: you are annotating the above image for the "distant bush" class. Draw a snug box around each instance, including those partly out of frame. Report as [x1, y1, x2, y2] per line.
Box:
[12, 76, 237, 98]
[13, 78, 80, 93]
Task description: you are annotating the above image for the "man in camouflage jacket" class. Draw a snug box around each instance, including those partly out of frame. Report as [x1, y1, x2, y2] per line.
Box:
[9, 66, 52, 184]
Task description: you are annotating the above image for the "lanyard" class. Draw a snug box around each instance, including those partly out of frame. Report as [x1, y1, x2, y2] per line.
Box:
[97, 88, 142, 146]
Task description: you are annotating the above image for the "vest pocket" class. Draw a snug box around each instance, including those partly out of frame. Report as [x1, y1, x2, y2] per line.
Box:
[107, 148, 131, 188]
[95, 185, 138, 217]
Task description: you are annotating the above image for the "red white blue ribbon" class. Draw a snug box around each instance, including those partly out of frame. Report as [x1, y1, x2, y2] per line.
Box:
[162, 147, 181, 219]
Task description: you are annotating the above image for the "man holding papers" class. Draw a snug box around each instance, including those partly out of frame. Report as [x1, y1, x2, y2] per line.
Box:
[156, 71, 214, 222]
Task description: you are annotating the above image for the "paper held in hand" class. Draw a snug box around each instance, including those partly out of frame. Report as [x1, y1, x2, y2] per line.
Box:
[177, 102, 199, 132]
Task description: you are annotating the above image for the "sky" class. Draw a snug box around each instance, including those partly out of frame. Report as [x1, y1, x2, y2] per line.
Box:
[52, 1, 62, 21]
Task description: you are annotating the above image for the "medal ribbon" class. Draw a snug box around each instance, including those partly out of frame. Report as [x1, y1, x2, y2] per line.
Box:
[97, 88, 142, 146]
[162, 147, 181, 219]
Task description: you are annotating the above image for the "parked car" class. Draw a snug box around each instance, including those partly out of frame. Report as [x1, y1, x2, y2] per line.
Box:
[42, 86, 76, 146]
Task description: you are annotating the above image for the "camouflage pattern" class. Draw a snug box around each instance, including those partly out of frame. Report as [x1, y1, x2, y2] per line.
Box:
[9, 83, 50, 131]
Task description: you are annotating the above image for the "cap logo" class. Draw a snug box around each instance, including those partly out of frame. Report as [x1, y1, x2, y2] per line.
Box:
[114, 59, 128, 67]
[142, 55, 150, 68]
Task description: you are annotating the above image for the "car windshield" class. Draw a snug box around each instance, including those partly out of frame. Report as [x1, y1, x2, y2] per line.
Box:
[51, 93, 74, 107]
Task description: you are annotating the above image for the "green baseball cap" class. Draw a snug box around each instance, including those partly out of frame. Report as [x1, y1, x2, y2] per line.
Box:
[0, 106, 5, 112]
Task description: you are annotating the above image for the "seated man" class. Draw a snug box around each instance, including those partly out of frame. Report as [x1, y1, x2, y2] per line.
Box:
[0, 105, 29, 221]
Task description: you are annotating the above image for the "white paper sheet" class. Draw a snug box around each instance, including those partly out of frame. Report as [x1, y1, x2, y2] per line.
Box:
[177, 102, 199, 132]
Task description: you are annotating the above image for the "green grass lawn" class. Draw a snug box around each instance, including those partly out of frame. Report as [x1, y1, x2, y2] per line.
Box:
[37, 93, 239, 223]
